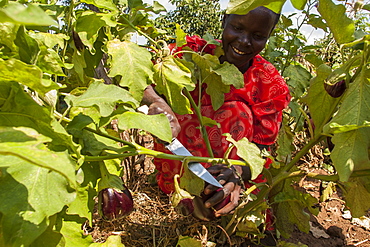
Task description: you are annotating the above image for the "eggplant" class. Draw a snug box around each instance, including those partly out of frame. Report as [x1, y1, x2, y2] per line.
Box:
[98, 186, 134, 221]
[171, 175, 194, 216]
[324, 79, 347, 98]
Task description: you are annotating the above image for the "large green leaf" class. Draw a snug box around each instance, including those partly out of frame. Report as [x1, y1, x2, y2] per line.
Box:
[342, 178, 370, 218]
[36, 45, 65, 76]
[0, 58, 60, 96]
[330, 129, 370, 181]
[191, 53, 244, 111]
[324, 68, 370, 181]
[324, 68, 370, 131]
[117, 111, 172, 143]
[154, 55, 195, 115]
[0, 127, 77, 187]
[274, 183, 318, 238]
[107, 39, 154, 101]
[57, 214, 93, 247]
[76, 11, 115, 53]
[80, 0, 118, 11]
[318, 0, 355, 44]
[14, 25, 40, 64]
[0, 154, 76, 246]
[0, 2, 57, 26]
[0, 166, 48, 247]
[65, 81, 138, 117]
[290, 0, 307, 10]
[226, 0, 286, 15]
[283, 64, 311, 98]
[225, 134, 265, 180]
[0, 22, 18, 51]
[0, 81, 77, 151]
[301, 64, 340, 137]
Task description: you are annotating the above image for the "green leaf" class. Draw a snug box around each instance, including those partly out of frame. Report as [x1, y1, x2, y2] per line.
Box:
[76, 11, 112, 53]
[225, 133, 265, 180]
[80, 0, 118, 11]
[307, 14, 328, 32]
[107, 39, 154, 101]
[154, 55, 195, 115]
[0, 127, 77, 188]
[324, 68, 370, 181]
[0, 2, 57, 26]
[57, 214, 93, 247]
[330, 129, 370, 181]
[318, 0, 355, 44]
[236, 201, 268, 236]
[276, 117, 294, 163]
[226, 0, 286, 15]
[274, 185, 317, 238]
[65, 81, 138, 117]
[28, 32, 68, 49]
[283, 64, 311, 98]
[0, 81, 78, 152]
[0, 58, 60, 96]
[66, 184, 95, 221]
[29, 224, 63, 247]
[90, 235, 125, 246]
[179, 163, 205, 196]
[36, 45, 65, 76]
[0, 154, 76, 246]
[0, 22, 18, 51]
[116, 112, 172, 143]
[14, 25, 40, 64]
[0, 168, 48, 246]
[305, 53, 324, 68]
[342, 178, 370, 218]
[191, 53, 243, 110]
[324, 68, 370, 132]
[290, 0, 307, 10]
[176, 235, 202, 247]
[175, 23, 187, 47]
[301, 64, 340, 136]
[327, 121, 370, 133]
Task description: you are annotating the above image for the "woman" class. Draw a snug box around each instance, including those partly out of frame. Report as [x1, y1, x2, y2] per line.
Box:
[142, 6, 291, 217]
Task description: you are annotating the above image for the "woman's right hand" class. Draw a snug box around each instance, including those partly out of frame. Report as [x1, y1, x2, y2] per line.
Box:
[142, 86, 181, 138]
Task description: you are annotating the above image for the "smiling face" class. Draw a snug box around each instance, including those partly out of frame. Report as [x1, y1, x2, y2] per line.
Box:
[221, 7, 278, 73]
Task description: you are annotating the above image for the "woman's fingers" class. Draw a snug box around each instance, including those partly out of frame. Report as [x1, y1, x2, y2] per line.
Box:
[214, 184, 241, 217]
[204, 182, 235, 208]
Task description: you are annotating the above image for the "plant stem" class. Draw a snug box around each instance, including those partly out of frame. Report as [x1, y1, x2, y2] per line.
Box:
[183, 88, 214, 158]
[120, 15, 159, 51]
[281, 134, 326, 174]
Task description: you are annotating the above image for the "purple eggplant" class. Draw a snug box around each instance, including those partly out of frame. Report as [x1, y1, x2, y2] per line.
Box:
[171, 175, 194, 216]
[324, 79, 347, 98]
[98, 186, 133, 221]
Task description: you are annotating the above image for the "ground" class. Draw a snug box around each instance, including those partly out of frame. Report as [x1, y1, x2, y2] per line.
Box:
[89, 135, 370, 246]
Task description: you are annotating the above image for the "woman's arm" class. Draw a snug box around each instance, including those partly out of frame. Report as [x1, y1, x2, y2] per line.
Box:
[142, 85, 181, 138]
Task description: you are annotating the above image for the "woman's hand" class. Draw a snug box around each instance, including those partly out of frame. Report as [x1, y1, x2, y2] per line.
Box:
[141, 86, 181, 138]
[203, 164, 251, 217]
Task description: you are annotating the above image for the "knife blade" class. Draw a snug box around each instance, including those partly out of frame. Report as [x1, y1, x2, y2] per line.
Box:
[165, 138, 223, 188]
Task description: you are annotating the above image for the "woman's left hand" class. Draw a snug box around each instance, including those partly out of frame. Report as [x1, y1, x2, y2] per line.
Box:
[203, 164, 250, 217]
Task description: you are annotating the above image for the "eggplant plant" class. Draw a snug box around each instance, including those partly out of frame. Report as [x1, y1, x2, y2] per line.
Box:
[0, 0, 369, 246]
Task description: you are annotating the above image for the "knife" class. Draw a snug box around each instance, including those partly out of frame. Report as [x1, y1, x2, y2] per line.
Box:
[165, 138, 223, 188]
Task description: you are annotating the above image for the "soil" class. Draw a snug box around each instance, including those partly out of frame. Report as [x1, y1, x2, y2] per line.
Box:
[88, 136, 370, 247]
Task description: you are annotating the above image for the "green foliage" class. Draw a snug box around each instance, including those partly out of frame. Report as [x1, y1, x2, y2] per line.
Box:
[154, 0, 223, 40]
[0, 0, 369, 245]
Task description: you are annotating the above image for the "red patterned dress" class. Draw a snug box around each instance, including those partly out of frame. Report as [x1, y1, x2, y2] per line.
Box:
[154, 36, 291, 194]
